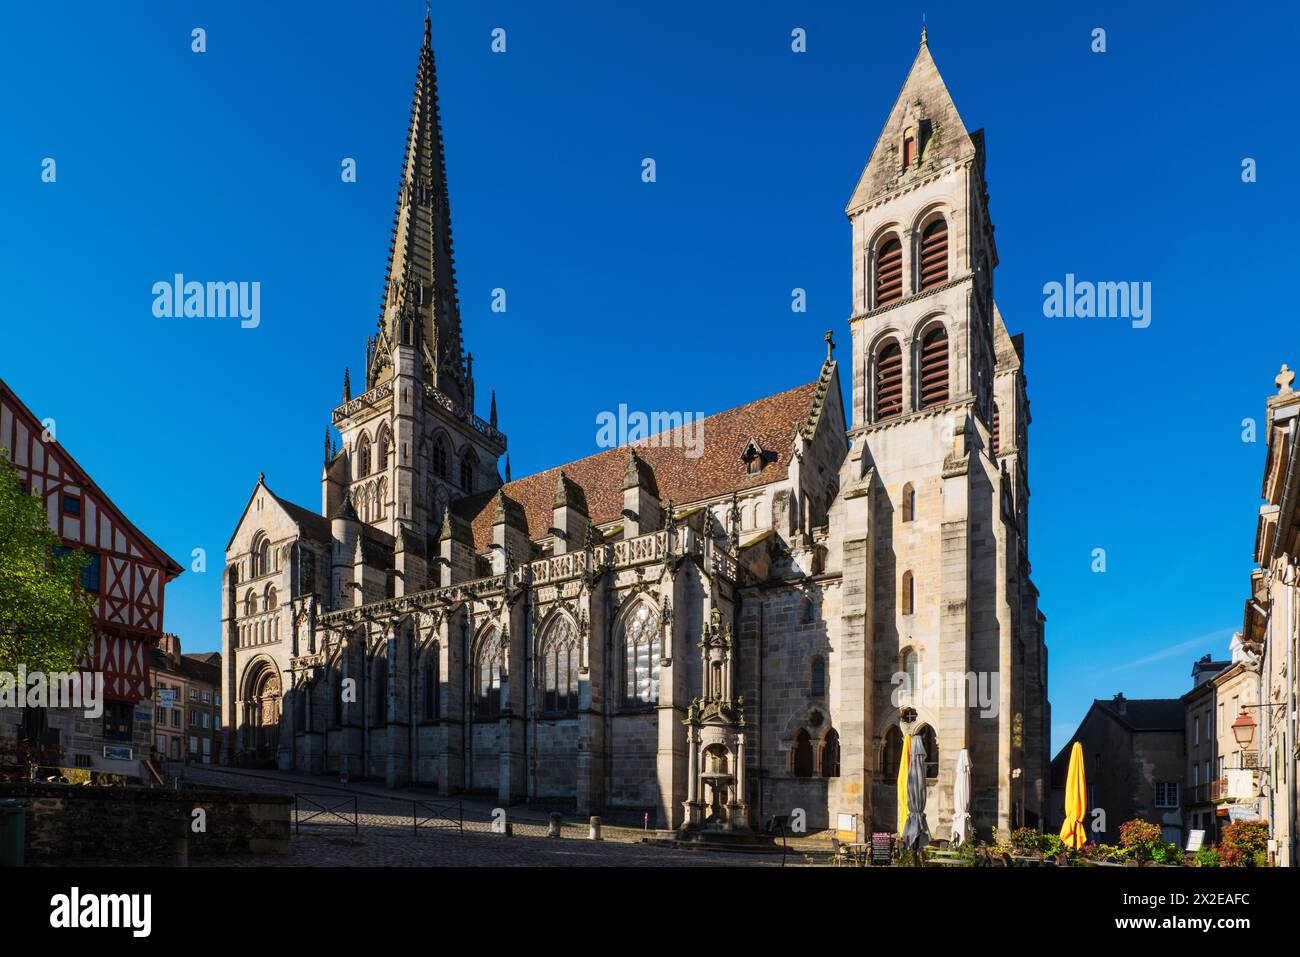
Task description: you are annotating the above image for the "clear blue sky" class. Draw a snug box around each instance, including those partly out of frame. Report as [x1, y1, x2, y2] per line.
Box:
[2, 2, 1296, 754]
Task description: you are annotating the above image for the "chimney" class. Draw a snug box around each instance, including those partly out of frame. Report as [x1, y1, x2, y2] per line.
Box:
[1113, 692, 1127, 715]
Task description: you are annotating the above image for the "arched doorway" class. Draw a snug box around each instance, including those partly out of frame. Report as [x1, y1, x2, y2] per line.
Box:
[245, 664, 282, 766]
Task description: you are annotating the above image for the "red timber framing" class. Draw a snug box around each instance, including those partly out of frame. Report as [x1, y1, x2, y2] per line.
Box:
[0, 377, 183, 704]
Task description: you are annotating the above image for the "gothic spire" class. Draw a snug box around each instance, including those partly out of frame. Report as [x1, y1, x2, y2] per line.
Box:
[370, 11, 468, 405]
[343, 367, 351, 402]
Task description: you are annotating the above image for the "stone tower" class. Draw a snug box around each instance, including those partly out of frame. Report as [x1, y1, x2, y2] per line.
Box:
[834, 26, 1047, 834]
[322, 12, 507, 603]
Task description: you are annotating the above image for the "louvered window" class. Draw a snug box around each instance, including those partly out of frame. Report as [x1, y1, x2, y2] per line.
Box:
[991, 403, 1001, 455]
[875, 342, 903, 420]
[875, 237, 903, 306]
[918, 327, 949, 408]
[918, 218, 948, 289]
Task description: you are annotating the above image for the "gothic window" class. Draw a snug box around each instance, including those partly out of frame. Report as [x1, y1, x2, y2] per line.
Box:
[377, 429, 391, 470]
[264, 585, 277, 612]
[882, 725, 904, 777]
[991, 402, 1001, 455]
[875, 236, 903, 306]
[357, 434, 372, 478]
[916, 724, 939, 778]
[460, 449, 477, 493]
[433, 436, 450, 479]
[792, 729, 814, 777]
[622, 603, 661, 707]
[821, 729, 841, 778]
[473, 630, 502, 720]
[540, 617, 579, 714]
[901, 482, 915, 523]
[423, 649, 440, 720]
[918, 218, 949, 289]
[901, 571, 914, 616]
[372, 652, 388, 727]
[917, 325, 950, 408]
[875, 340, 903, 420]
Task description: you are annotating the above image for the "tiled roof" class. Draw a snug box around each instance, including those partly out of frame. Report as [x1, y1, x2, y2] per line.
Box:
[272, 492, 332, 542]
[464, 379, 823, 552]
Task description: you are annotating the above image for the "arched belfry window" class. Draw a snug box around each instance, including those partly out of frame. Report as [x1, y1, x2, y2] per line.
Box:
[622, 603, 661, 706]
[875, 236, 903, 306]
[821, 729, 841, 778]
[917, 724, 939, 779]
[918, 218, 949, 289]
[882, 725, 904, 777]
[541, 617, 579, 714]
[917, 325, 950, 408]
[792, 729, 814, 778]
[875, 340, 903, 421]
[473, 630, 502, 720]
[901, 483, 915, 523]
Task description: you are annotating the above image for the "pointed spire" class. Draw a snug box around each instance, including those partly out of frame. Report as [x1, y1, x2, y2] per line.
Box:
[343, 367, 352, 402]
[504, 454, 512, 483]
[324, 427, 332, 464]
[371, 12, 466, 403]
[489, 389, 497, 429]
[920, 15, 927, 46]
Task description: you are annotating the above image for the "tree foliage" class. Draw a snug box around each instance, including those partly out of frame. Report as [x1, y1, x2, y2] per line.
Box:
[0, 449, 96, 675]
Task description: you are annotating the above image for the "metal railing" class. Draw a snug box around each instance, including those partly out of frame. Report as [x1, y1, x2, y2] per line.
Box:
[412, 798, 463, 835]
[294, 792, 359, 835]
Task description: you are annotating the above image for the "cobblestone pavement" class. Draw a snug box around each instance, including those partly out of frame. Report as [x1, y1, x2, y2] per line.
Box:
[116, 764, 824, 867]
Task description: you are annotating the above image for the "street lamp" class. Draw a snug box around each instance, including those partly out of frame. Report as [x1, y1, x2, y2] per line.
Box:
[1231, 711, 1257, 750]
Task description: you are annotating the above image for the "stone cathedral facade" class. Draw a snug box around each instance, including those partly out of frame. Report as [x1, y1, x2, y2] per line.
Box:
[221, 21, 1049, 838]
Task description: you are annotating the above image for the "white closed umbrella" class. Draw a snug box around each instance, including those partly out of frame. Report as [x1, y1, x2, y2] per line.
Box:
[951, 748, 972, 846]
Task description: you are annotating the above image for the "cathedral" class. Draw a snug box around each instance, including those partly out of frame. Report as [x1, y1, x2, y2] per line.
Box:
[221, 18, 1049, 839]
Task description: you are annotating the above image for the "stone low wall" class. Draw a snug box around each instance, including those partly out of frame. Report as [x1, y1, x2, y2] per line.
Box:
[0, 782, 292, 861]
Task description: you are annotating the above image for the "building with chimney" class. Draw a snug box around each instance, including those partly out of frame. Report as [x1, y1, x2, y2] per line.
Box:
[149, 634, 222, 765]
[220, 19, 1048, 838]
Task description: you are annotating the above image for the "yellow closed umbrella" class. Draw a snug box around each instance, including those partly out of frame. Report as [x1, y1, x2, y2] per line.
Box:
[1059, 741, 1088, 849]
[896, 733, 912, 835]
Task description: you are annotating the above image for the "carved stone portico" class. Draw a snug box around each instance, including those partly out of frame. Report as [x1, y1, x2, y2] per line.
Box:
[681, 608, 749, 833]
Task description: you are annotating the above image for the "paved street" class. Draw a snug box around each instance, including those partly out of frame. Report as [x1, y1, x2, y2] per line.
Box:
[94, 764, 825, 867]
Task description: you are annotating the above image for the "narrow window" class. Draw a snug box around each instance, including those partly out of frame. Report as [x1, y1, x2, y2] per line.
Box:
[875, 341, 903, 420]
[902, 571, 914, 615]
[424, 652, 441, 720]
[991, 402, 1001, 455]
[917, 325, 950, 408]
[810, 656, 826, 698]
[901, 483, 915, 523]
[903, 135, 915, 168]
[357, 435, 372, 478]
[433, 437, 450, 479]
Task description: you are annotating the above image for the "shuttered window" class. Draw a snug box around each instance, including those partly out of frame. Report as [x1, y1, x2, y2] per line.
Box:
[991, 402, 1001, 455]
[918, 327, 949, 408]
[875, 237, 903, 306]
[875, 341, 903, 420]
[918, 218, 948, 289]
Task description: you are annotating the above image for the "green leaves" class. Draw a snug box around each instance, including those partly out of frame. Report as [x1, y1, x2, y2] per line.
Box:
[0, 450, 96, 675]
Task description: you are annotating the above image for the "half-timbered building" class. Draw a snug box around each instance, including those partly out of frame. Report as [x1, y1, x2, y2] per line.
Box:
[1, 376, 184, 778]
[222, 20, 1049, 838]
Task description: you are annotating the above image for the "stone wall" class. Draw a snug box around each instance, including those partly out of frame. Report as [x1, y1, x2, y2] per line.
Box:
[1, 782, 291, 861]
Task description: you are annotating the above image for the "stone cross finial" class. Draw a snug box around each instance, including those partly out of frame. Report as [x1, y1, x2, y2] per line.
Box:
[1277, 364, 1295, 395]
[824, 329, 835, 360]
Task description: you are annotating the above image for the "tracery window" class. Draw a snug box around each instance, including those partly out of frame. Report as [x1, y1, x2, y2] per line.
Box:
[357, 434, 372, 478]
[433, 437, 450, 479]
[540, 617, 579, 714]
[622, 603, 660, 706]
[473, 630, 502, 720]
[377, 429, 391, 470]
[460, 449, 477, 493]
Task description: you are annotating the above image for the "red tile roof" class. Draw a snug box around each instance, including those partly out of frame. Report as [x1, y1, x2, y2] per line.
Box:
[465, 380, 822, 551]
